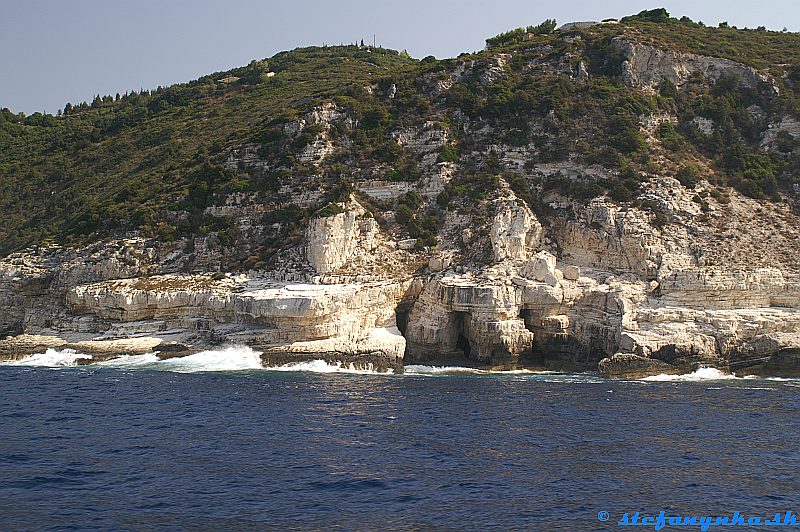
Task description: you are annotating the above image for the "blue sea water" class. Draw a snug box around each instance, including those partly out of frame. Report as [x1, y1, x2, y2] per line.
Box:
[1, 349, 799, 531]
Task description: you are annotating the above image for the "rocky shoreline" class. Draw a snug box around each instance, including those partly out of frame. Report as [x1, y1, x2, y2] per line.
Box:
[2, 181, 799, 379]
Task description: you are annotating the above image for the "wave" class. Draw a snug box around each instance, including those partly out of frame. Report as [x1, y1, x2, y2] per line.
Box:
[0, 348, 92, 367]
[96, 353, 160, 367]
[155, 346, 263, 373]
[265, 360, 393, 374]
[0, 345, 392, 374]
[0, 350, 578, 378]
[642, 367, 745, 382]
[403, 365, 554, 376]
[95, 349, 394, 374]
[5, 348, 797, 384]
[403, 365, 487, 375]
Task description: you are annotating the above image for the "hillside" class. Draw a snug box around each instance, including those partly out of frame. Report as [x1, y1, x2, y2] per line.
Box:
[0, 8, 798, 263]
[0, 46, 415, 253]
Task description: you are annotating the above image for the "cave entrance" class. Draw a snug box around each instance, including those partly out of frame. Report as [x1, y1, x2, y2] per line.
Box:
[453, 311, 472, 359]
[519, 308, 535, 332]
[456, 333, 472, 358]
[395, 302, 412, 336]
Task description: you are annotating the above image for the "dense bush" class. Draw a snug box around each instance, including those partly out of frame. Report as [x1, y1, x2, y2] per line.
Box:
[676, 164, 701, 188]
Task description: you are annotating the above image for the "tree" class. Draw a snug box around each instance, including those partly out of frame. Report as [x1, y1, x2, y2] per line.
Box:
[658, 79, 677, 98]
[529, 19, 557, 35]
[622, 8, 672, 23]
[239, 60, 267, 85]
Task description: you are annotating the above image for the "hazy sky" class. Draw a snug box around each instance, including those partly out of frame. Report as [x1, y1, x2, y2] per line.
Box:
[3, 0, 799, 114]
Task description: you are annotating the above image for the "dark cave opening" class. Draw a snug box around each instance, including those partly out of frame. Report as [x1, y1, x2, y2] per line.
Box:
[395, 302, 412, 336]
[518, 308, 534, 332]
[456, 333, 472, 358]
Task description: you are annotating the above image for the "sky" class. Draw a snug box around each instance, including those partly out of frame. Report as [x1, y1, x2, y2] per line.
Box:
[2, 0, 799, 115]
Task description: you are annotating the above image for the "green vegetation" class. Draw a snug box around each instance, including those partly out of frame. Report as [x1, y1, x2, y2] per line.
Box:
[621, 8, 672, 24]
[601, 10, 800, 74]
[0, 45, 413, 254]
[314, 203, 345, 218]
[486, 19, 557, 48]
[395, 191, 437, 248]
[1, 9, 800, 257]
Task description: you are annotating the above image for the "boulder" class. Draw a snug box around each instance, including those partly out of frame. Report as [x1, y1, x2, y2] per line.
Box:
[520, 251, 557, 282]
[563, 265, 580, 281]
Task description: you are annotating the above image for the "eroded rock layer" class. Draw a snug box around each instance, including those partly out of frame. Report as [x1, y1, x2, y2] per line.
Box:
[1, 182, 798, 377]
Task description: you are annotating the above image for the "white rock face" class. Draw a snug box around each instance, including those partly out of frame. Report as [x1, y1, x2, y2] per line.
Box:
[691, 117, 715, 136]
[391, 121, 449, 167]
[298, 138, 335, 164]
[63, 274, 415, 370]
[2, 152, 800, 377]
[490, 197, 541, 262]
[402, 243, 800, 375]
[305, 199, 380, 274]
[761, 116, 800, 152]
[615, 38, 777, 93]
[405, 275, 533, 365]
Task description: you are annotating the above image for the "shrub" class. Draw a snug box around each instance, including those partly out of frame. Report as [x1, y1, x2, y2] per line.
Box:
[676, 164, 701, 188]
[622, 8, 673, 24]
[315, 203, 345, 218]
[658, 79, 678, 98]
[657, 122, 685, 151]
[438, 145, 460, 163]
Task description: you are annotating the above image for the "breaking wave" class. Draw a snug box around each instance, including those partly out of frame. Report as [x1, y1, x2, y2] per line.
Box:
[2, 346, 393, 374]
[265, 360, 392, 374]
[404, 365, 496, 375]
[96, 353, 160, 367]
[4, 349, 798, 385]
[642, 367, 747, 382]
[403, 365, 556, 376]
[0, 348, 92, 367]
[155, 347, 263, 373]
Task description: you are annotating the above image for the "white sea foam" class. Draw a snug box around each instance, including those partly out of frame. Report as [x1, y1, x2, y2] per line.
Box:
[0, 348, 92, 367]
[4, 347, 795, 385]
[96, 353, 160, 367]
[155, 346, 264, 372]
[764, 376, 800, 382]
[403, 365, 485, 375]
[265, 360, 393, 374]
[642, 367, 742, 382]
[403, 365, 547, 376]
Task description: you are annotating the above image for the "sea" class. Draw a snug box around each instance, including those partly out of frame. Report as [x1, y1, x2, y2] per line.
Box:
[1, 347, 799, 531]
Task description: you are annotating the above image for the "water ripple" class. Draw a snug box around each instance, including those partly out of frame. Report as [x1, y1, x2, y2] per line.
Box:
[0, 365, 798, 530]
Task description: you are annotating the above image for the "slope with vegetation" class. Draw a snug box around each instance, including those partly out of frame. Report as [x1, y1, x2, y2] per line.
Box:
[1, 8, 799, 269]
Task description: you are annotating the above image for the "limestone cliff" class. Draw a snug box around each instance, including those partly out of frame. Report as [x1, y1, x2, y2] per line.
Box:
[2, 172, 799, 377]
